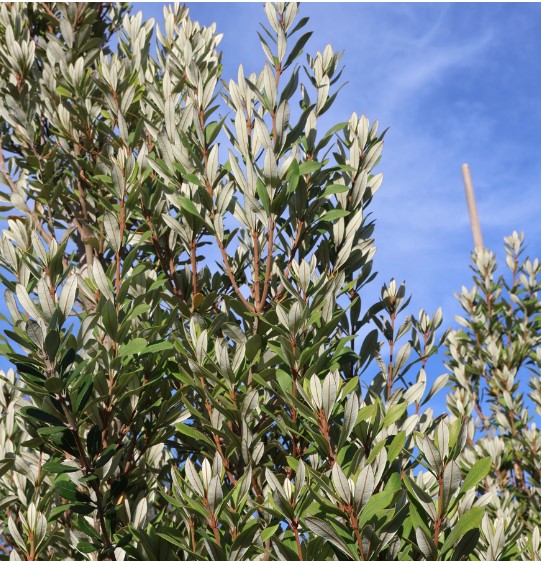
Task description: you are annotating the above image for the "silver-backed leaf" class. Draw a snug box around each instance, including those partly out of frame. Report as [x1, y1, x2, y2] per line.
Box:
[310, 375, 322, 409]
[303, 517, 352, 557]
[207, 144, 219, 186]
[394, 343, 411, 376]
[276, 304, 289, 329]
[26, 320, 43, 347]
[331, 462, 351, 504]
[416, 526, 436, 561]
[104, 212, 121, 253]
[354, 465, 375, 511]
[92, 260, 114, 302]
[338, 393, 358, 449]
[422, 374, 449, 405]
[5, 290, 24, 322]
[201, 458, 212, 491]
[31, 232, 48, 264]
[184, 458, 204, 497]
[37, 277, 55, 321]
[416, 434, 443, 475]
[234, 111, 249, 156]
[7, 516, 27, 553]
[404, 369, 426, 405]
[322, 372, 338, 420]
[58, 274, 77, 320]
[436, 419, 450, 459]
[132, 498, 148, 529]
[442, 460, 462, 510]
[275, 100, 290, 147]
[195, 330, 208, 364]
[265, 468, 287, 501]
[207, 475, 223, 512]
[254, 114, 272, 152]
[298, 259, 311, 293]
[111, 163, 125, 197]
[16, 284, 44, 321]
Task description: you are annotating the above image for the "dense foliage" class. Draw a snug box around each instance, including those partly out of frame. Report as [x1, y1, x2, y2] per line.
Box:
[446, 232, 541, 560]
[0, 3, 538, 561]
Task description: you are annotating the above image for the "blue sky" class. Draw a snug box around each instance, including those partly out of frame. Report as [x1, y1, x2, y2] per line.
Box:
[136, 2, 541, 392]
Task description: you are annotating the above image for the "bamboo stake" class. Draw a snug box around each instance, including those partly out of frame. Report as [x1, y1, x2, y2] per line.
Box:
[461, 163, 484, 250]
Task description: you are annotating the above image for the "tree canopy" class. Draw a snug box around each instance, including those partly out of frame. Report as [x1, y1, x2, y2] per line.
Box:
[0, 3, 539, 561]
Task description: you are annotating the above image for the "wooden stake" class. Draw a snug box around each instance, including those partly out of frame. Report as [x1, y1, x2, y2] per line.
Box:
[461, 163, 484, 250]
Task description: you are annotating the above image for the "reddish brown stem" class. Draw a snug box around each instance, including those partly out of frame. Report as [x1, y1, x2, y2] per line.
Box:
[433, 471, 444, 547]
[290, 519, 304, 561]
[252, 230, 261, 304]
[258, 218, 275, 313]
[344, 505, 366, 561]
[190, 240, 198, 296]
[318, 411, 335, 467]
[273, 220, 303, 305]
[216, 237, 254, 312]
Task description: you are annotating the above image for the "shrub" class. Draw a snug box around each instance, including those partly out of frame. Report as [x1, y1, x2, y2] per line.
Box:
[446, 232, 541, 560]
[0, 3, 526, 561]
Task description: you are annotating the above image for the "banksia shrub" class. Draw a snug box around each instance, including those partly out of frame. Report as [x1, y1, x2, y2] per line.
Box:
[0, 3, 513, 560]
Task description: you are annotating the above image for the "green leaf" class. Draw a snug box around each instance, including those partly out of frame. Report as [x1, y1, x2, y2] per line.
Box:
[320, 209, 350, 222]
[323, 183, 350, 197]
[118, 338, 148, 357]
[383, 402, 407, 427]
[461, 457, 492, 493]
[48, 503, 73, 521]
[141, 341, 174, 354]
[178, 196, 201, 218]
[77, 542, 97, 554]
[44, 330, 60, 359]
[284, 31, 313, 68]
[23, 407, 64, 426]
[76, 515, 102, 541]
[358, 487, 395, 526]
[56, 85, 72, 97]
[451, 529, 481, 561]
[440, 507, 484, 555]
[356, 403, 377, 425]
[256, 179, 271, 215]
[260, 524, 280, 542]
[388, 432, 406, 462]
[298, 161, 322, 175]
[86, 425, 102, 458]
[43, 461, 80, 474]
[54, 476, 79, 501]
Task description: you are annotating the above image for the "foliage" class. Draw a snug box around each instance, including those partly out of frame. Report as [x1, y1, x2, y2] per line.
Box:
[446, 232, 541, 561]
[0, 2, 534, 561]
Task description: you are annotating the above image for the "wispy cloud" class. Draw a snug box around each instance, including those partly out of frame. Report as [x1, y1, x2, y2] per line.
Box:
[377, 29, 493, 116]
